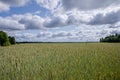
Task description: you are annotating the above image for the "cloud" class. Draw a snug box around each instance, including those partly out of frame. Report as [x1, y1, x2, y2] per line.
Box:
[0, 0, 119, 42]
[35, 0, 120, 11]
[108, 21, 120, 28]
[0, 13, 45, 30]
[37, 31, 74, 39]
[89, 9, 120, 25]
[19, 14, 44, 29]
[61, 0, 120, 11]
[51, 31, 73, 38]
[8, 24, 120, 42]
[0, 2, 9, 12]
[0, 17, 25, 30]
[14, 33, 37, 41]
[0, 13, 78, 30]
[35, 0, 120, 28]
[1, 8, 120, 31]
[0, 0, 30, 6]
[11, 31, 80, 42]
[0, 0, 30, 12]
[1, 1, 120, 33]
[110, 29, 120, 34]
[35, 0, 61, 11]
[37, 32, 52, 37]
[44, 15, 67, 28]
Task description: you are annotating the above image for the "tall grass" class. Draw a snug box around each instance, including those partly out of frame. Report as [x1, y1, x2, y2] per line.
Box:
[0, 43, 120, 80]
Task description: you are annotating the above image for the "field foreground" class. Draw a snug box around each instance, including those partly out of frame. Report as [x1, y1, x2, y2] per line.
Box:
[0, 43, 120, 80]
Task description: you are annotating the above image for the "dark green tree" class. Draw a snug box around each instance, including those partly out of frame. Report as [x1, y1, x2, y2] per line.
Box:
[100, 34, 120, 42]
[0, 31, 11, 46]
[9, 36, 16, 45]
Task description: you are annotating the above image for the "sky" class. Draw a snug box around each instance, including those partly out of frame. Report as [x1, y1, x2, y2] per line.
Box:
[0, 0, 120, 42]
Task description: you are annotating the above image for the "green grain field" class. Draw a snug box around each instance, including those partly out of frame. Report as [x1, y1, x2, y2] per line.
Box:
[0, 43, 120, 80]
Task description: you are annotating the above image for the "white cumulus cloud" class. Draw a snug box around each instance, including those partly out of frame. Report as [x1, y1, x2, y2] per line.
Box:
[35, 0, 61, 12]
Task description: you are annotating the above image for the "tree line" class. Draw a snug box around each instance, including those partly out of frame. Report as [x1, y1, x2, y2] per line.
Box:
[0, 31, 120, 46]
[100, 33, 120, 42]
[0, 31, 16, 46]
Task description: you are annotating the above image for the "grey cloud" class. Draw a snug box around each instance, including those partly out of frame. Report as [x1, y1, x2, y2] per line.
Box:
[13, 31, 74, 42]
[44, 17, 67, 28]
[19, 18, 43, 29]
[109, 22, 120, 28]
[35, 0, 60, 11]
[67, 15, 83, 25]
[89, 10, 120, 25]
[37, 31, 77, 39]
[0, 17, 25, 30]
[110, 30, 120, 34]
[1, 9, 120, 32]
[62, 0, 120, 10]
[0, 14, 44, 30]
[0, 0, 30, 6]
[51, 31, 72, 38]
[44, 14, 83, 28]
[49, 31, 82, 40]
[37, 32, 52, 37]
[0, 13, 83, 30]
[96, 30, 108, 37]
[14, 33, 37, 41]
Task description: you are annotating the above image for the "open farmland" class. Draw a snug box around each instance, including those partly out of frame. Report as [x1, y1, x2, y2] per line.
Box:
[0, 43, 120, 80]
